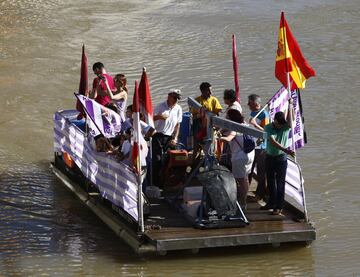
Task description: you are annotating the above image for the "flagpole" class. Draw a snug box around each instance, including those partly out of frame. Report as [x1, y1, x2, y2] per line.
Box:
[281, 14, 304, 222]
[133, 80, 144, 233]
[135, 110, 144, 233]
[281, 12, 296, 160]
[232, 34, 240, 102]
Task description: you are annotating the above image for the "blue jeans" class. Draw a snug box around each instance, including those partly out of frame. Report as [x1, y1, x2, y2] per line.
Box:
[265, 154, 287, 210]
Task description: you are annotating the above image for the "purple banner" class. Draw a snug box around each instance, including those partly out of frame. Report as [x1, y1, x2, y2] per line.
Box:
[268, 87, 305, 150]
[76, 94, 121, 138]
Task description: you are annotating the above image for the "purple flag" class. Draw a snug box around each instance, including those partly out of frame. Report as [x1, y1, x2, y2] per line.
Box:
[76, 94, 121, 138]
[268, 86, 305, 150]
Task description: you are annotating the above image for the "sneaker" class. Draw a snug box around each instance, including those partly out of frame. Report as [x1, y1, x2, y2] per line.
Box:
[254, 195, 262, 203]
[271, 209, 284, 216]
[260, 203, 274, 210]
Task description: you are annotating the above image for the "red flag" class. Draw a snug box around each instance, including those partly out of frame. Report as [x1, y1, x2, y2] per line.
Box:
[232, 34, 240, 102]
[275, 12, 316, 90]
[132, 81, 141, 174]
[76, 45, 88, 117]
[138, 67, 154, 127]
[78, 44, 88, 95]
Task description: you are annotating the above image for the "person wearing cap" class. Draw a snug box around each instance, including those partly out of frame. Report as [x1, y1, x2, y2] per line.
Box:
[262, 100, 295, 216]
[152, 89, 183, 186]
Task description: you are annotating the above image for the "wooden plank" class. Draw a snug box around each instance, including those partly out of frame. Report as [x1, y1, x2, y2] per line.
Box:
[146, 221, 314, 239]
[212, 116, 265, 139]
[187, 96, 265, 138]
[144, 220, 315, 251]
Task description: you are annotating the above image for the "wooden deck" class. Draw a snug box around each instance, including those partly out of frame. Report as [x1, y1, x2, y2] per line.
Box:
[52, 156, 315, 254]
[143, 198, 315, 252]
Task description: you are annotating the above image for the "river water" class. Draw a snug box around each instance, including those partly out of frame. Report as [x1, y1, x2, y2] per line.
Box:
[0, 0, 359, 275]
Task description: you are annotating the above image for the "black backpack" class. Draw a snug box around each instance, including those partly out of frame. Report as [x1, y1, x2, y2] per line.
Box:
[242, 134, 256, 153]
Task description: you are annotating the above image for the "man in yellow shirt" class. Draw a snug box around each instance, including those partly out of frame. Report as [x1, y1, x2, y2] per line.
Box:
[192, 82, 222, 161]
[193, 82, 222, 116]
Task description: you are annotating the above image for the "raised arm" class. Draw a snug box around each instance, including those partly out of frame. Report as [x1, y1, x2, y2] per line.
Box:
[103, 78, 127, 101]
[286, 98, 295, 128]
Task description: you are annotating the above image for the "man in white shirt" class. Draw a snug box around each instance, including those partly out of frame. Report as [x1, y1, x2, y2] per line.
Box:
[152, 89, 183, 186]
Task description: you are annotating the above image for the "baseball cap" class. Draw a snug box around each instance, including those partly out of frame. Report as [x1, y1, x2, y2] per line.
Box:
[169, 89, 181, 99]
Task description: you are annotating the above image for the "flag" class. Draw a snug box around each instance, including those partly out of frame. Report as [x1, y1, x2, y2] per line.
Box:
[78, 44, 88, 95]
[132, 81, 142, 174]
[75, 94, 121, 138]
[268, 86, 306, 150]
[138, 67, 154, 127]
[285, 157, 305, 208]
[275, 12, 316, 90]
[232, 34, 240, 102]
[76, 45, 88, 118]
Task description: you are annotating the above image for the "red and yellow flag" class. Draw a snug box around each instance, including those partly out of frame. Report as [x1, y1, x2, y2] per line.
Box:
[275, 12, 316, 90]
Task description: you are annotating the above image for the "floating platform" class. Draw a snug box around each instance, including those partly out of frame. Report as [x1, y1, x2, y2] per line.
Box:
[51, 156, 316, 255]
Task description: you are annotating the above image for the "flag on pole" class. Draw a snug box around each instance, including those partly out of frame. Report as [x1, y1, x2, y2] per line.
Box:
[275, 11, 316, 90]
[267, 86, 306, 150]
[232, 34, 240, 102]
[132, 81, 142, 174]
[75, 94, 121, 138]
[138, 67, 154, 127]
[132, 80, 147, 232]
[76, 45, 88, 117]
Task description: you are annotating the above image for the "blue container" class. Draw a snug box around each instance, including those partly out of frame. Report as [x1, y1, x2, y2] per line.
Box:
[70, 118, 86, 132]
[179, 112, 193, 150]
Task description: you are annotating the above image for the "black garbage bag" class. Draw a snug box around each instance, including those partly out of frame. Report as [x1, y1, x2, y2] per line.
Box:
[195, 165, 237, 218]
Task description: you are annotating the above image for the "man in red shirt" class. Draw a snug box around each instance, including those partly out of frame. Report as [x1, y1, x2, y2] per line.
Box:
[90, 62, 115, 107]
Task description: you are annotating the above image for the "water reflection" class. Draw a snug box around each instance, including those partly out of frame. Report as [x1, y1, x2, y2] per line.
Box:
[0, 163, 138, 275]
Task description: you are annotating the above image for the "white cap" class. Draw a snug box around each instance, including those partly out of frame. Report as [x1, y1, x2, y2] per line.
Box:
[169, 89, 181, 99]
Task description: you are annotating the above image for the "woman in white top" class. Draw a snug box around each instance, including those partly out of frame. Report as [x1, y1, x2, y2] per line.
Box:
[219, 89, 243, 168]
[104, 74, 128, 122]
[223, 89, 242, 118]
[220, 109, 254, 209]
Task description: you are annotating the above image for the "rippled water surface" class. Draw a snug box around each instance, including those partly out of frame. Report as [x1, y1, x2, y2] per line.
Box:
[0, 0, 359, 275]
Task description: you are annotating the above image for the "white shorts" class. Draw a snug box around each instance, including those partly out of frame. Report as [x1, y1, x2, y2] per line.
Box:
[231, 154, 254, 179]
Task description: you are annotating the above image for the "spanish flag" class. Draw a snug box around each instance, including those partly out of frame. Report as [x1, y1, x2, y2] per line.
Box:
[275, 12, 316, 90]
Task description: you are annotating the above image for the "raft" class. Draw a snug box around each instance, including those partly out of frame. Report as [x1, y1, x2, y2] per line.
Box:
[51, 104, 315, 255]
